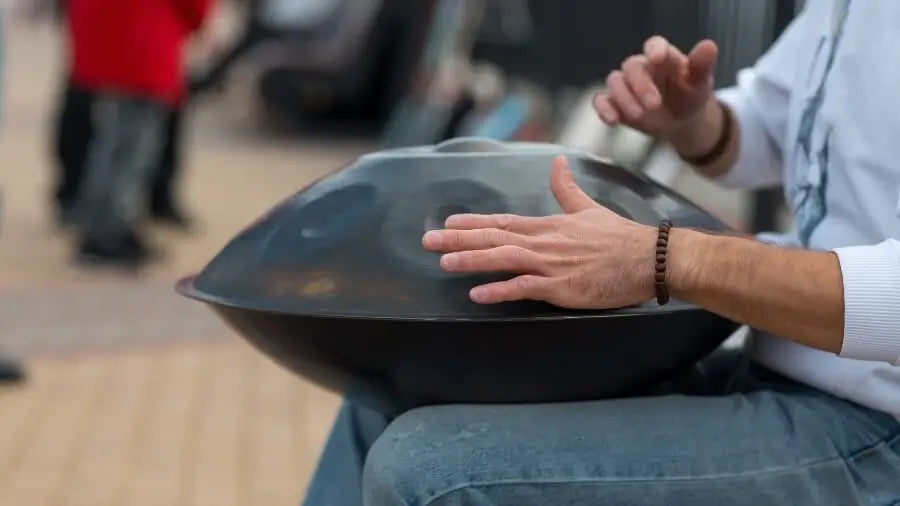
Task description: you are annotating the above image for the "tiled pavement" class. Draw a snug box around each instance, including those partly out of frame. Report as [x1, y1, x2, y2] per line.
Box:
[1, 20, 357, 505]
[0, 342, 341, 506]
[0, 280, 226, 355]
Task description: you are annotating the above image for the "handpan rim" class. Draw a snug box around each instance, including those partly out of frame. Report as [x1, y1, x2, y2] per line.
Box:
[176, 274, 705, 323]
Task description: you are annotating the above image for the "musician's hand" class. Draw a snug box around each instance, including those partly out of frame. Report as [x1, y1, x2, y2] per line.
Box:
[422, 156, 657, 309]
[594, 36, 718, 139]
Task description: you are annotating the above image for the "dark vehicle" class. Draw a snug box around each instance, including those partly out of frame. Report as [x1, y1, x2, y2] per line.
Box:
[196, 0, 427, 132]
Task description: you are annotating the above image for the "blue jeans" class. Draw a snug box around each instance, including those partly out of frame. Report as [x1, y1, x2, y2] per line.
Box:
[76, 95, 167, 240]
[303, 350, 900, 505]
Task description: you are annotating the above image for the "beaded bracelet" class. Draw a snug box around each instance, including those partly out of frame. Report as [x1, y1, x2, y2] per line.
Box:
[655, 219, 673, 306]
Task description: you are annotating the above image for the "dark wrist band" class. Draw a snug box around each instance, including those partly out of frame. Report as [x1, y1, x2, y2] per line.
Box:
[654, 219, 672, 306]
[683, 101, 733, 166]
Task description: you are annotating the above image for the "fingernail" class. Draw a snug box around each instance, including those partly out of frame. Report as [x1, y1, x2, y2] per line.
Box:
[470, 286, 487, 303]
[441, 253, 459, 269]
[629, 105, 643, 118]
[423, 230, 442, 247]
[642, 93, 660, 108]
[444, 215, 461, 227]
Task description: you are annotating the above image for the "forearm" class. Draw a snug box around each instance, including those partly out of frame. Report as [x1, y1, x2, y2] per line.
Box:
[667, 228, 844, 354]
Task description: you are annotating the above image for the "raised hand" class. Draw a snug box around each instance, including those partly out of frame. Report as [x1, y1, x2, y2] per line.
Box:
[593, 36, 719, 139]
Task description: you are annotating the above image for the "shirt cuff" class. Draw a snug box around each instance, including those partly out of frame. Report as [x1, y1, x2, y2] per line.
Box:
[833, 241, 900, 364]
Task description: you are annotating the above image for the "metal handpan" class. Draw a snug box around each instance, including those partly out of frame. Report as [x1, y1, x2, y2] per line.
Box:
[177, 137, 738, 412]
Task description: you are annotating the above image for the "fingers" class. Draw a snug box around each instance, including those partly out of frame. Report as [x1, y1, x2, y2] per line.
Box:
[440, 245, 547, 274]
[469, 275, 553, 304]
[443, 213, 516, 230]
[443, 213, 521, 231]
[597, 36, 712, 127]
[598, 36, 681, 123]
[422, 227, 530, 253]
[549, 156, 599, 214]
[622, 55, 660, 109]
[432, 156, 598, 238]
[592, 93, 620, 125]
[605, 70, 642, 120]
[442, 213, 557, 234]
[643, 35, 669, 65]
[687, 39, 718, 86]
[643, 35, 687, 82]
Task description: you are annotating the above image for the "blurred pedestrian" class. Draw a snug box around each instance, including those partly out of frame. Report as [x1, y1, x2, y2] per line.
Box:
[65, 0, 213, 265]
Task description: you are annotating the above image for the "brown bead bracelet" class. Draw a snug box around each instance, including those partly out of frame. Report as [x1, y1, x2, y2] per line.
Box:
[655, 219, 673, 306]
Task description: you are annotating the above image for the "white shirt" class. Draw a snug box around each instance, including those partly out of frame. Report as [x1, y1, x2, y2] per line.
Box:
[715, 0, 900, 417]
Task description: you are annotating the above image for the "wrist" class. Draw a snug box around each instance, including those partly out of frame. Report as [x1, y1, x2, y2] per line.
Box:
[665, 228, 707, 298]
[629, 224, 661, 304]
[665, 97, 724, 159]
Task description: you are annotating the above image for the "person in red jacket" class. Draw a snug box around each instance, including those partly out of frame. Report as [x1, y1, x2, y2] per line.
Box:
[65, 0, 213, 265]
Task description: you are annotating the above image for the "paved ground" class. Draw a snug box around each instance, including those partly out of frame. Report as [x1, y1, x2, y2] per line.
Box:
[0, 342, 341, 506]
[0, 18, 358, 505]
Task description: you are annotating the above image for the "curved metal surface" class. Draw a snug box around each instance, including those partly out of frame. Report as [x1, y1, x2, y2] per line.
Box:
[177, 139, 739, 410]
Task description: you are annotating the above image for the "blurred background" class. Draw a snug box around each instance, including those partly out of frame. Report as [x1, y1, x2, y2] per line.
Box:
[0, 0, 798, 504]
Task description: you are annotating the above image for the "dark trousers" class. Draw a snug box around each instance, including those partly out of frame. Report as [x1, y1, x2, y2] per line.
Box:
[77, 96, 168, 240]
[53, 79, 183, 214]
[53, 81, 92, 212]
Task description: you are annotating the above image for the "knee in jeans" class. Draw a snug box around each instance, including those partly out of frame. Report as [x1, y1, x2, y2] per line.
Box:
[363, 406, 480, 505]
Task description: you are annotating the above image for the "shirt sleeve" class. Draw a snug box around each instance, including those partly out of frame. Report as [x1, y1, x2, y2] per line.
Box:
[833, 239, 900, 365]
[711, 6, 814, 190]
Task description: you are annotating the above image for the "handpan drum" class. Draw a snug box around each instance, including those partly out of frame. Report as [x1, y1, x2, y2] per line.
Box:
[177, 137, 738, 412]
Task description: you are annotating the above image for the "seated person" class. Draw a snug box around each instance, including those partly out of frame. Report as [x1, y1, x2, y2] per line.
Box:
[303, 1, 900, 504]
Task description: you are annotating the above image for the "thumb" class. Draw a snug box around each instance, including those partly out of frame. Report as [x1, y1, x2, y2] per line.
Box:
[686, 39, 718, 87]
[550, 156, 599, 214]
